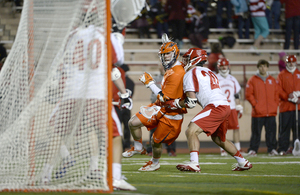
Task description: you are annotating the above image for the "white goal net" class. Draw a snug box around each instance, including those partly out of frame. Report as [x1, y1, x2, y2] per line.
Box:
[0, 0, 112, 192]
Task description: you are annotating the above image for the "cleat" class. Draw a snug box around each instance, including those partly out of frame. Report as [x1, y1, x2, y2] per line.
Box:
[168, 150, 177, 157]
[268, 149, 279, 156]
[122, 146, 147, 158]
[232, 160, 253, 171]
[55, 156, 76, 178]
[220, 149, 228, 157]
[138, 161, 160, 171]
[113, 179, 137, 191]
[279, 151, 286, 156]
[246, 150, 257, 157]
[286, 147, 293, 155]
[176, 161, 201, 172]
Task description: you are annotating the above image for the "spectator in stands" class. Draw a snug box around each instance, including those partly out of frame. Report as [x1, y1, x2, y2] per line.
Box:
[149, 0, 158, 6]
[277, 55, 300, 155]
[192, 0, 209, 13]
[231, 0, 250, 39]
[147, 64, 177, 157]
[0, 43, 7, 64]
[216, 0, 233, 29]
[278, 51, 286, 72]
[266, 0, 281, 30]
[185, 1, 196, 37]
[280, 0, 300, 50]
[207, 42, 225, 73]
[149, 0, 169, 39]
[249, 0, 270, 52]
[134, 6, 152, 39]
[245, 59, 279, 156]
[165, 0, 187, 49]
[188, 6, 209, 49]
[265, 0, 273, 29]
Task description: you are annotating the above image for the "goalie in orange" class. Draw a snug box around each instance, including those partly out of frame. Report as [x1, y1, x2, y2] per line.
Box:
[122, 34, 187, 171]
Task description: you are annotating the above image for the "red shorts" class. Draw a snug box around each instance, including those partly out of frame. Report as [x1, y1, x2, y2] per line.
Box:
[191, 104, 230, 142]
[112, 106, 122, 137]
[227, 109, 239, 130]
[136, 107, 183, 145]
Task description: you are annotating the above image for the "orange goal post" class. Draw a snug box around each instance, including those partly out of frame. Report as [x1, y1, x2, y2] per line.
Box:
[0, 0, 113, 192]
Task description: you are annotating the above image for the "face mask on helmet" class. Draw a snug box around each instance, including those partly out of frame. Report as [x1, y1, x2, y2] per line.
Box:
[217, 58, 230, 77]
[182, 48, 207, 71]
[158, 42, 179, 70]
[286, 55, 297, 73]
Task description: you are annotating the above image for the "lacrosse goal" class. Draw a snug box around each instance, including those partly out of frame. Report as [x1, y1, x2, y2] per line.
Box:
[0, 0, 113, 192]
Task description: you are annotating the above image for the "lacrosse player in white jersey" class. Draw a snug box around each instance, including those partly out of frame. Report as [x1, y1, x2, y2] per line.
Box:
[41, 25, 135, 191]
[165, 48, 252, 172]
[216, 58, 244, 156]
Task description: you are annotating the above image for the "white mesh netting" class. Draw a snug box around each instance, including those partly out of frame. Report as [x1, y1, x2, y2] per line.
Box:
[0, 0, 110, 191]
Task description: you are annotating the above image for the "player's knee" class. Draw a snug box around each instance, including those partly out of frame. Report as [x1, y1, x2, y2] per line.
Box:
[211, 136, 222, 145]
[151, 139, 162, 149]
[128, 115, 142, 130]
[185, 123, 201, 137]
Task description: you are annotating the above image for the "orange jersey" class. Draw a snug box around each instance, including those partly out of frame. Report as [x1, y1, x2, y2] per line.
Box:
[156, 62, 187, 115]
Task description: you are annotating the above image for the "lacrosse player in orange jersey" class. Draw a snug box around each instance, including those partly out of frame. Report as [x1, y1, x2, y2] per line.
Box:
[122, 34, 187, 171]
[165, 48, 252, 172]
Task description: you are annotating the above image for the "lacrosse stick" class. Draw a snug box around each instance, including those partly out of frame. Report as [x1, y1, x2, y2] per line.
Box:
[111, 0, 146, 30]
[292, 104, 300, 156]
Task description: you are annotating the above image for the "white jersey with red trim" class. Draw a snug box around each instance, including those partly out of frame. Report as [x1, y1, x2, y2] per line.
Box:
[183, 66, 229, 108]
[216, 74, 241, 109]
[62, 25, 123, 100]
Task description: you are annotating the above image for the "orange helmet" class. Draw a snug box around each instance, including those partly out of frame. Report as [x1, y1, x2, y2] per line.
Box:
[158, 41, 179, 70]
[182, 48, 207, 71]
[217, 58, 230, 77]
[286, 55, 297, 73]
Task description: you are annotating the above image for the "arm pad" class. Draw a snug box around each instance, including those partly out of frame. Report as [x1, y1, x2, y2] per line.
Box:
[111, 67, 121, 81]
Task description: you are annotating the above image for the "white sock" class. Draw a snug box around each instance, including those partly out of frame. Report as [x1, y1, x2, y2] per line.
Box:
[234, 151, 246, 164]
[60, 145, 70, 158]
[113, 163, 122, 180]
[134, 140, 143, 151]
[151, 157, 159, 164]
[90, 156, 98, 170]
[220, 147, 225, 152]
[190, 152, 199, 163]
[234, 142, 241, 151]
[234, 156, 246, 164]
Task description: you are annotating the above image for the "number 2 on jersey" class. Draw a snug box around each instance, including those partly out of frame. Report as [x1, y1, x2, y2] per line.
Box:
[225, 89, 231, 102]
[201, 70, 220, 90]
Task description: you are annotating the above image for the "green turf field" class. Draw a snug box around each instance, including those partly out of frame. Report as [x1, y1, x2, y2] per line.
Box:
[1, 154, 299, 195]
[120, 154, 300, 195]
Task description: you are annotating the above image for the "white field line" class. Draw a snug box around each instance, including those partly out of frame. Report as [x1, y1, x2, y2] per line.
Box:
[122, 171, 300, 178]
[123, 161, 300, 166]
